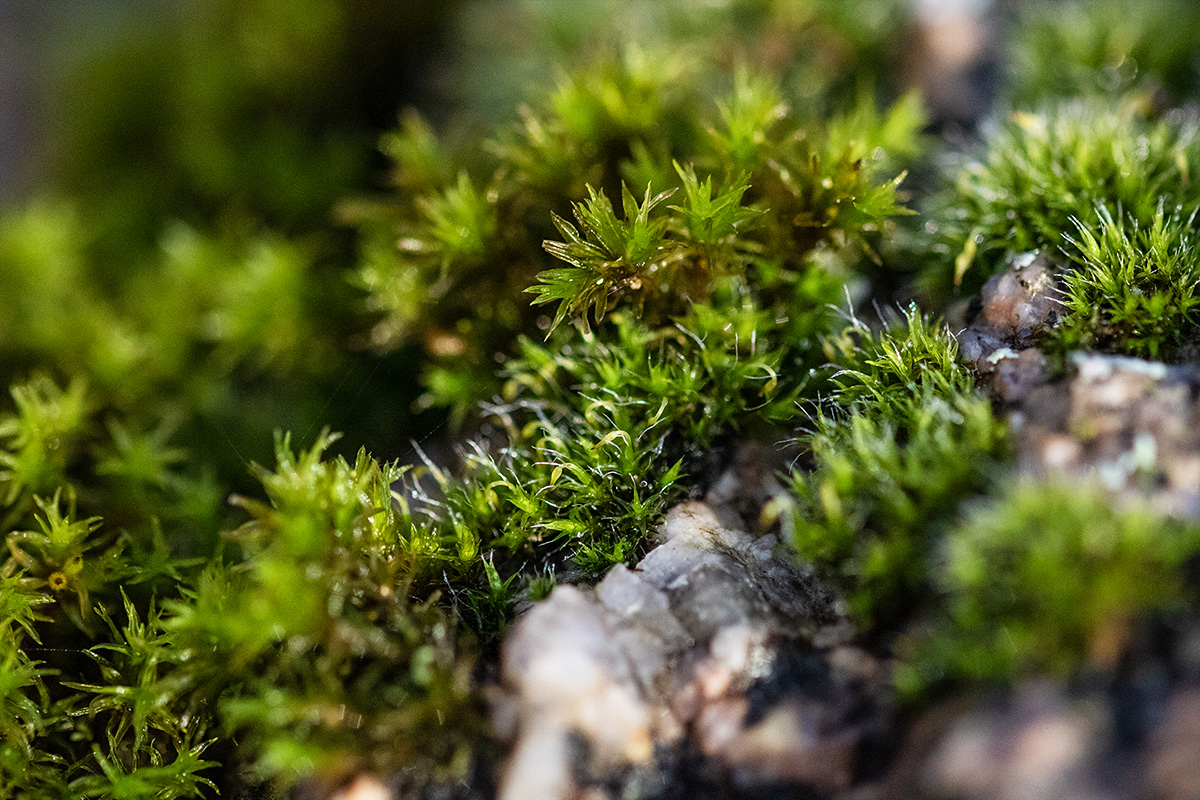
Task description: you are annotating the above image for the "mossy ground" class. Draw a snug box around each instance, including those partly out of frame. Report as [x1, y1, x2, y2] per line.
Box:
[4, 0, 1200, 796]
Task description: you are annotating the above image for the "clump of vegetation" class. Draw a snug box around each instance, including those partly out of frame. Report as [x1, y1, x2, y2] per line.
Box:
[0, 496, 216, 798]
[0, 199, 405, 515]
[358, 55, 924, 417]
[0, 427, 480, 796]
[476, 302, 811, 577]
[167, 432, 479, 787]
[922, 92, 1200, 362]
[0, 373, 217, 583]
[899, 480, 1200, 693]
[925, 98, 1199, 293]
[1053, 203, 1200, 359]
[784, 307, 1010, 626]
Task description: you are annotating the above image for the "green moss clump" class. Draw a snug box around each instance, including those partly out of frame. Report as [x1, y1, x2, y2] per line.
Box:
[0, 203, 402, 504]
[0, 372, 220, 798]
[923, 94, 1200, 361]
[927, 98, 1199, 293]
[1053, 203, 1200, 360]
[164, 432, 479, 787]
[899, 481, 1200, 694]
[0, 374, 216, 578]
[483, 302, 815, 577]
[784, 307, 1010, 626]
[359, 56, 924, 418]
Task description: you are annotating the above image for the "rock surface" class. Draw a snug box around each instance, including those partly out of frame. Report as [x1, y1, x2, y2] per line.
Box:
[957, 250, 1057, 404]
[959, 251, 1200, 517]
[878, 662, 1200, 800]
[495, 501, 886, 800]
[1016, 354, 1200, 517]
[882, 683, 1115, 800]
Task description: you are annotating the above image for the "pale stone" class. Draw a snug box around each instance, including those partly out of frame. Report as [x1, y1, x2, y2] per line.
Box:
[329, 776, 391, 800]
[494, 499, 853, 799]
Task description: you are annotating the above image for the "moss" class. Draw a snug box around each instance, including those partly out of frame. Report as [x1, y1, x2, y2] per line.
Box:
[164, 433, 481, 788]
[358, 56, 924, 419]
[925, 97, 1199, 295]
[1053, 203, 1200, 360]
[0, 205, 414, 503]
[1007, 0, 1200, 108]
[784, 307, 1010, 627]
[922, 94, 1200, 359]
[10, 0, 1200, 793]
[898, 480, 1200, 695]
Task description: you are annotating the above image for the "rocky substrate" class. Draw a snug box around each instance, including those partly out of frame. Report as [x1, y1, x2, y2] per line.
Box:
[962, 251, 1200, 516]
[491, 499, 1200, 799]
[480, 252, 1200, 799]
[494, 500, 888, 799]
